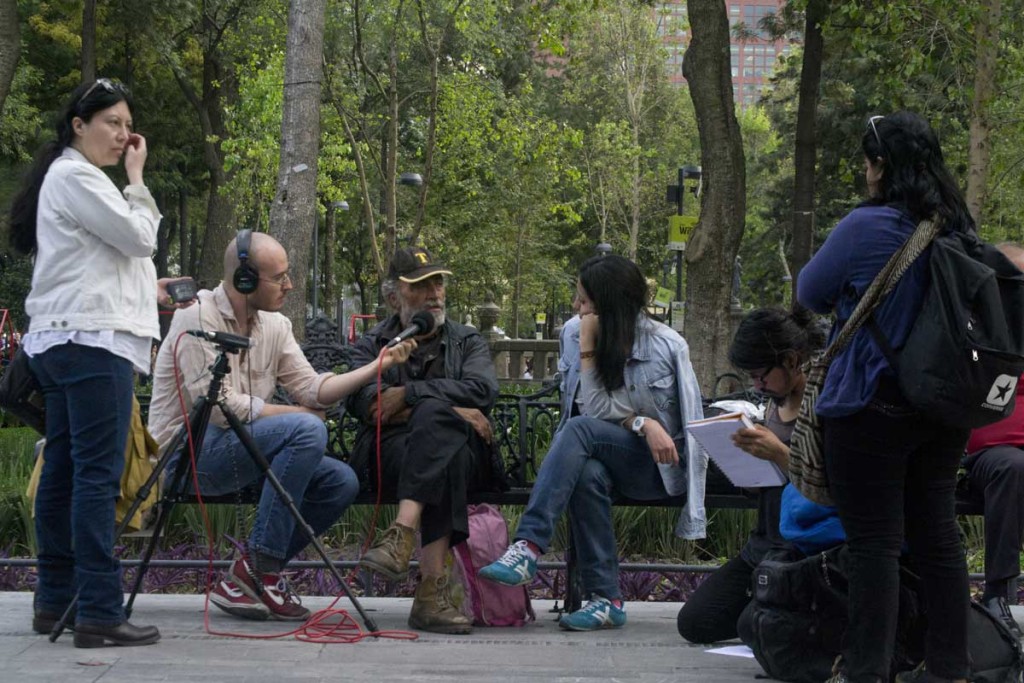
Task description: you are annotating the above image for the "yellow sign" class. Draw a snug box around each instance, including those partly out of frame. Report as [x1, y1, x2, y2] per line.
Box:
[535, 313, 547, 324]
[668, 215, 697, 250]
[654, 286, 674, 308]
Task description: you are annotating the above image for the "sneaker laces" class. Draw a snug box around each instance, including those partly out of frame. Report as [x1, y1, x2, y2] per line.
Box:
[375, 525, 404, 555]
[496, 540, 532, 568]
[266, 574, 303, 607]
[579, 596, 611, 616]
[436, 577, 457, 611]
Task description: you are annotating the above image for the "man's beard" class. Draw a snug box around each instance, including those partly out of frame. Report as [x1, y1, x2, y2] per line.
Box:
[401, 304, 445, 329]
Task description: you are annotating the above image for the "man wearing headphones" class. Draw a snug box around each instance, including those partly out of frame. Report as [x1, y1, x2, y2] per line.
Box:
[148, 231, 414, 622]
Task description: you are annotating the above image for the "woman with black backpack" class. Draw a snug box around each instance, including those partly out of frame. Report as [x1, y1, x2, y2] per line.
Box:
[797, 112, 973, 683]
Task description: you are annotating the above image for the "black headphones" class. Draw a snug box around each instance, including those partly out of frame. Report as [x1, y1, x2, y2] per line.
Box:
[233, 229, 259, 294]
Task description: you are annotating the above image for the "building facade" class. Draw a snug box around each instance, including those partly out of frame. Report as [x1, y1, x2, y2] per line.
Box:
[657, 0, 793, 108]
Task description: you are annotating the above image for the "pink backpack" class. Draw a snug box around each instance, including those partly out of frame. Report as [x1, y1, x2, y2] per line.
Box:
[452, 504, 536, 627]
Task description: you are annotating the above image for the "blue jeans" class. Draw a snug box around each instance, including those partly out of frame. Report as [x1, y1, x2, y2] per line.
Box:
[515, 416, 669, 600]
[188, 412, 358, 562]
[30, 343, 135, 626]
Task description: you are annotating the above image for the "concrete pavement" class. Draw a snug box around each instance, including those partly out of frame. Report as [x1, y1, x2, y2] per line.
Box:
[0, 592, 763, 683]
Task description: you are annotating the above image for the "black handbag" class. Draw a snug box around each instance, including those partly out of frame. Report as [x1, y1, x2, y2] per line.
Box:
[0, 348, 46, 434]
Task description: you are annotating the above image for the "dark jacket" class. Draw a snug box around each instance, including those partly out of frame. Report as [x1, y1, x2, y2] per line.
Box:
[345, 316, 499, 426]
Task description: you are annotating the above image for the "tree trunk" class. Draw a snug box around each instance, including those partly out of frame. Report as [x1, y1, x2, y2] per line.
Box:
[270, 0, 327, 338]
[511, 227, 524, 338]
[383, 39, 400, 270]
[81, 0, 97, 83]
[682, 0, 747, 394]
[172, 51, 236, 287]
[0, 0, 19, 115]
[155, 191, 170, 277]
[966, 0, 1000, 227]
[324, 202, 336, 313]
[629, 129, 641, 261]
[178, 186, 191, 276]
[789, 0, 826, 297]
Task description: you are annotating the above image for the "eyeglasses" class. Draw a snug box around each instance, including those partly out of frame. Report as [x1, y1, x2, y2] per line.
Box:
[867, 115, 884, 150]
[259, 272, 291, 287]
[746, 365, 777, 385]
[80, 78, 129, 104]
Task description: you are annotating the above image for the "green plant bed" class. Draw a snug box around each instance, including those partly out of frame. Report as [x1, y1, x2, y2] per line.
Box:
[0, 428, 41, 554]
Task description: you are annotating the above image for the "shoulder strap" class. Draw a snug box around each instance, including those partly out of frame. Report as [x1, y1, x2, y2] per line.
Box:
[823, 218, 940, 363]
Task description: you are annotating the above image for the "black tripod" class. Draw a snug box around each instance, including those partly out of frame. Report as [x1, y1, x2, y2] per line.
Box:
[50, 332, 378, 641]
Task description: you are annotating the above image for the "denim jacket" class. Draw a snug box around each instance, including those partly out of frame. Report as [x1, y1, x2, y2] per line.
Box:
[556, 315, 582, 433]
[561, 316, 707, 539]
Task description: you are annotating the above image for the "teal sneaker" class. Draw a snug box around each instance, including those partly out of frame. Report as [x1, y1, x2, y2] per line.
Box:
[479, 540, 537, 586]
[558, 596, 626, 631]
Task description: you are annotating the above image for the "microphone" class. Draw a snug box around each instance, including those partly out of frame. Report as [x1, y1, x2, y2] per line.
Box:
[386, 311, 435, 348]
[187, 329, 252, 349]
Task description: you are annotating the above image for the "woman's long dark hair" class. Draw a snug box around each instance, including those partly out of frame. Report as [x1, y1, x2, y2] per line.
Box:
[862, 110, 973, 233]
[578, 254, 647, 392]
[9, 80, 134, 255]
[728, 305, 826, 371]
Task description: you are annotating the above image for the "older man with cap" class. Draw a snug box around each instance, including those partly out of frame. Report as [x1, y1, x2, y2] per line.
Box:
[346, 246, 501, 634]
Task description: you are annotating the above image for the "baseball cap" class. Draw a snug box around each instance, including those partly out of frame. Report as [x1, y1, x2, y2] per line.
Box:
[388, 246, 453, 284]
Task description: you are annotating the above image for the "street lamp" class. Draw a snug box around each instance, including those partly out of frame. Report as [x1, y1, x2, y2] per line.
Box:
[374, 173, 424, 318]
[665, 164, 703, 326]
[595, 242, 613, 257]
[312, 200, 350, 319]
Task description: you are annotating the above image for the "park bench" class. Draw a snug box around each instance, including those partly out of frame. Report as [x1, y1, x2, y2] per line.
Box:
[128, 322, 991, 614]
[302, 335, 992, 609]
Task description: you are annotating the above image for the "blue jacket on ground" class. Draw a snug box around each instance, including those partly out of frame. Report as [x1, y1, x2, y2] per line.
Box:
[779, 484, 845, 555]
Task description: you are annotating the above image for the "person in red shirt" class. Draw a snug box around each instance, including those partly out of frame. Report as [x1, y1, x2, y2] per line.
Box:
[963, 241, 1024, 638]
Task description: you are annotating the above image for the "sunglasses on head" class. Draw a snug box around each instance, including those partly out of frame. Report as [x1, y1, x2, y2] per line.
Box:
[80, 78, 130, 104]
[867, 115, 884, 150]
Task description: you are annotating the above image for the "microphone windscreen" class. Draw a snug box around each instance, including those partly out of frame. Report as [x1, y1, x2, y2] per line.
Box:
[412, 310, 436, 335]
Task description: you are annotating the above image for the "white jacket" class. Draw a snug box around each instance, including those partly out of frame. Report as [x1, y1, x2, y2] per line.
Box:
[26, 147, 160, 340]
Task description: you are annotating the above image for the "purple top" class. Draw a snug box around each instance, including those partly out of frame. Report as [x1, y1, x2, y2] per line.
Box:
[797, 204, 931, 417]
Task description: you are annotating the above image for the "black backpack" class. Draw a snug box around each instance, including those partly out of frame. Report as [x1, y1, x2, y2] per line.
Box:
[869, 229, 1024, 429]
[741, 545, 1024, 683]
[741, 545, 924, 683]
[968, 601, 1024, 683]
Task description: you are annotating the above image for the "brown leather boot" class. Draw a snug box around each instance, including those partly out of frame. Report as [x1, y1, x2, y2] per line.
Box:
[408, 575, 472, 634]
[359, 522, 416, 580]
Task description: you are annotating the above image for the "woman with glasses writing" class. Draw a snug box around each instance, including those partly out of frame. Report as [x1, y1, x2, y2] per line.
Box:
[677, 306, 837, 644]
[9, 78, 173, 647]
[798, 112, 972, 683]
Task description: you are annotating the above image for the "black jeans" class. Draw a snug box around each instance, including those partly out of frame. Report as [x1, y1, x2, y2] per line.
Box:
[963, 445, 1024, 590]
[358, 397, 489, 547]
[676, 554, 754, 643]
[823, 380, 970, 683]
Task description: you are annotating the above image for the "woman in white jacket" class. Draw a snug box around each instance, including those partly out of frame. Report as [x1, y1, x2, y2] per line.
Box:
[9, 79, 169, 648]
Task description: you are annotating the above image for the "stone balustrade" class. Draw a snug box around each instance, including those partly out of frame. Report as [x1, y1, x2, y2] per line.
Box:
[488, 338, 560, 381]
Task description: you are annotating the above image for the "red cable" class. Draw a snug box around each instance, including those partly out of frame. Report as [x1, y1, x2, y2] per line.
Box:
[171, 332, 414, 642]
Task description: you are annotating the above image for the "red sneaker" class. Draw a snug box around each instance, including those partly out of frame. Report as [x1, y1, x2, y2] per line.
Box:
[228, 557, 311, 622]
[209, 576, 270, 621]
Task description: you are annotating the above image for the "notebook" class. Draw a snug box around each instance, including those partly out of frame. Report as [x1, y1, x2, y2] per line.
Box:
[687, 412, 787, 488]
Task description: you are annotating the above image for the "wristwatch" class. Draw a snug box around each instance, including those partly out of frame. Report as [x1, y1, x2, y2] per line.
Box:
[631, 415, 647, 436]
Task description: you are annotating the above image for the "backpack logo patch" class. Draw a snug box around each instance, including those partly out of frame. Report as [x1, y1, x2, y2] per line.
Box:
[984, 374, 1018, 409]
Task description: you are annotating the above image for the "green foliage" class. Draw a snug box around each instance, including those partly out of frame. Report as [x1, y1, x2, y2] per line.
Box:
[0, 66, 44, 162]
[0, 254, 33, 329]
[222, 51, 286, 230]
[0, 428, 41, 555]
